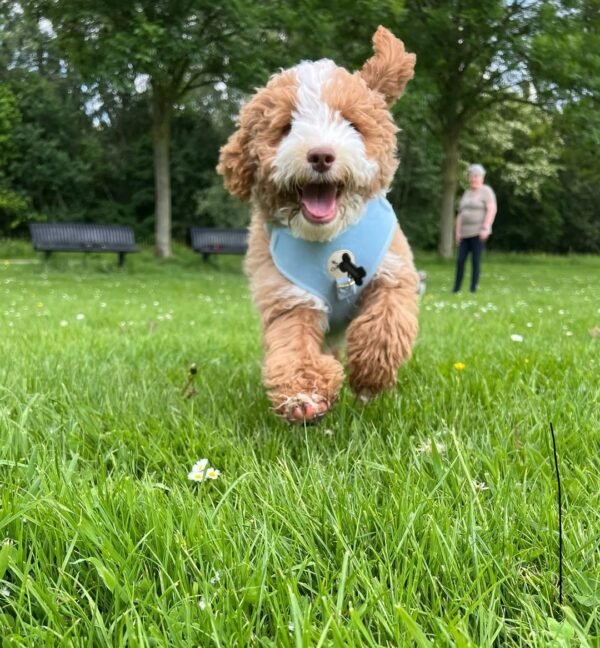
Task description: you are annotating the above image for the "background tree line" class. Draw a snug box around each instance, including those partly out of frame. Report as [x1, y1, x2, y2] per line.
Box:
[0, 0, 598, 256]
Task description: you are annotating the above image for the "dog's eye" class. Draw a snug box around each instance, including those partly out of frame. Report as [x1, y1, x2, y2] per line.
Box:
[281, 123, 292, 136]
[349, 122, 361, 135]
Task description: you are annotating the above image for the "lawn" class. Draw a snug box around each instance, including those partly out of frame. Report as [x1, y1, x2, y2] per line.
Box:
[0, 244, 598, 646]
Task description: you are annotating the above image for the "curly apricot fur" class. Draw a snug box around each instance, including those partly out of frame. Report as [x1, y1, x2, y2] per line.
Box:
[217, 28, 419, 422]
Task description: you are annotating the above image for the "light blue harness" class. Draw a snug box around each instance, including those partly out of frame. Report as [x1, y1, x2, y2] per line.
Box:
[269, 196, 397, 329]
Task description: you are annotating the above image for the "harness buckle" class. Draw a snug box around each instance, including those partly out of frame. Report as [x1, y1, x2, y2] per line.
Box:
[335, 276, 357, 301]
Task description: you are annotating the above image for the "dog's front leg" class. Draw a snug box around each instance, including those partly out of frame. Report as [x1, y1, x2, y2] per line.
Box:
[346, 233, 419, 401]
[246, 218, 344, 423]
[262, 306, 344, 423]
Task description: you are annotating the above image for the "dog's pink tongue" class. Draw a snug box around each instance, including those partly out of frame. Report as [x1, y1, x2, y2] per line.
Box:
[301, 183, 337, 220]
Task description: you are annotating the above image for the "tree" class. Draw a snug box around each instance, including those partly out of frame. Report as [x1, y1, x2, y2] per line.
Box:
[0, 86, 20, 175]
[5, 0, 596, 254]
[22, 0, 279, 257]
[547, 95, 600, 253]
[0, 84, 29, 233]
[463, 100, 565, 252]
[401, 0, 596, 257]
[1, 3, 102, 231]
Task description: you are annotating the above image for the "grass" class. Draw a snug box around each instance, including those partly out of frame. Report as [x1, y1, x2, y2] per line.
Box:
[0, 244, 599, 646]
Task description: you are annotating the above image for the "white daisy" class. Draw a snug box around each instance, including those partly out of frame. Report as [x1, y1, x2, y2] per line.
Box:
[416, 439, 446, 455]
[416, 439, 432, 454]
[192, 459, 209, 472]
[510, 334, 524, 343]
[472, 479, 490, 492]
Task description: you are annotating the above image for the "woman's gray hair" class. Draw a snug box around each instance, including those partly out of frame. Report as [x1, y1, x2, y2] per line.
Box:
[468, 164, 486, 177]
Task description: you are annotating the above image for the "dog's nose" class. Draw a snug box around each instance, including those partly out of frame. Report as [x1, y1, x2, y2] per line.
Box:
[307, 147, 336, 173]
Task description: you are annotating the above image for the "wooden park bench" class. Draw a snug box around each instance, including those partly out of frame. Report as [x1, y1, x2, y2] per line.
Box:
[29, 222, 138, 266]
[188, 227, 248, 261]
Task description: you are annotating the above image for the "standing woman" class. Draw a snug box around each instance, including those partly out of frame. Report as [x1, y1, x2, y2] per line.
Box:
[453, 164, 497, 293]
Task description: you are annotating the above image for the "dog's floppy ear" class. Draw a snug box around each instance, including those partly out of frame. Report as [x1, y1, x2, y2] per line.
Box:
[217, 122, 255, 202]
[358, 26, 416, 106]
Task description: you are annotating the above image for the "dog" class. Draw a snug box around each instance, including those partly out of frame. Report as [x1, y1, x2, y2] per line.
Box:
[217, 26, 419, 423]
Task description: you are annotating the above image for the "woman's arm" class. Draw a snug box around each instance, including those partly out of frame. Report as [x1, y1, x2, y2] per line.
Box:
[480, 191, 497, 241]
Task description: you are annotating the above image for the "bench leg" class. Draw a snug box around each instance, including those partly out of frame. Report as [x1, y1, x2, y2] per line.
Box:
[202, 252, 210, 262]
[118, 252, 126, 267]
[44, 251, 52, 263]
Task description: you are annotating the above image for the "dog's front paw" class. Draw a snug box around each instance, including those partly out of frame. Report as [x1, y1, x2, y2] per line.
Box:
[266, 355, 343, 424]
[275, 392, 332, 424]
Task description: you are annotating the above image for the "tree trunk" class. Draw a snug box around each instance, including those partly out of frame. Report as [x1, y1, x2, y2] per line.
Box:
[438, 135, 460, 259]
[152, 84, 172, 259]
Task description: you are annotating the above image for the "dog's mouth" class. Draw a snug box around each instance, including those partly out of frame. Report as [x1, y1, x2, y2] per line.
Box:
[298, 183, 341, 224]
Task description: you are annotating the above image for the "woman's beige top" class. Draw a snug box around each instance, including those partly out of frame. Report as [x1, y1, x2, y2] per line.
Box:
[458, 185, 496, 238]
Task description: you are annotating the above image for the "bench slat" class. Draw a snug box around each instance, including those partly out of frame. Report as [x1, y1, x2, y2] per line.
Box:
[30, 223, 138, 252]
[29, 223, 138, 265]
[189, 227, 248, 255]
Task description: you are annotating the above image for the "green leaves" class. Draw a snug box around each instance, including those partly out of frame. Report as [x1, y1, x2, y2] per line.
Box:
[0, 542, 15, 580]
[1, 0, 598, 253]
[0, 87, 21, 163]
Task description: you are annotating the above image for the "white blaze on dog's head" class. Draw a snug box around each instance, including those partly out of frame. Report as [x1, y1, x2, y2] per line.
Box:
[217, 27, 415, 242]
[271, 59, 379, 241]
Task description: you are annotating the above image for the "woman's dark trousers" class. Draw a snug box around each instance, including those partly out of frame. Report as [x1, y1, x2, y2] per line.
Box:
[453, 236, 483, 292]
